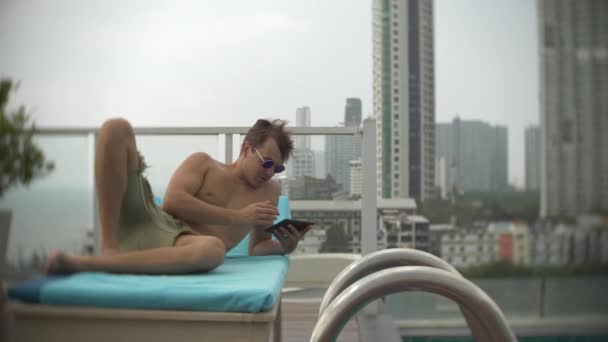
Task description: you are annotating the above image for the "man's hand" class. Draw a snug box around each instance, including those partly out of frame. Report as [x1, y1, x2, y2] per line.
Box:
[236, 201, 279, 228]
[274, 224, 314, 254]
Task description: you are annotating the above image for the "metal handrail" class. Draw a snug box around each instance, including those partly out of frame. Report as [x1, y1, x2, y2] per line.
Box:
[318, 249, 458, 314]
[317, 248, 490, 341]
[310, 266, 517, 342]
[35, 126, 360, 136]
[319, 248, 488, 341]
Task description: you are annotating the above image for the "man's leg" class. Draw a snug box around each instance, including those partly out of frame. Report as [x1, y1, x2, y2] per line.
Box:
[46, 235, 226, 274]
[95, 118, 140, 255]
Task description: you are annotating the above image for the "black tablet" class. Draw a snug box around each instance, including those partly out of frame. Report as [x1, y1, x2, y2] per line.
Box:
[264, 219, 314, 234]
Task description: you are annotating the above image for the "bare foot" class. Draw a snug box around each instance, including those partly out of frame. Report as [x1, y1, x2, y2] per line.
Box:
[45, 251, 80, 275]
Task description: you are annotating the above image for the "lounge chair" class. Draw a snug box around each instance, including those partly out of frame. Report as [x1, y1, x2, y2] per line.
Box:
[6, 196, 293, 342]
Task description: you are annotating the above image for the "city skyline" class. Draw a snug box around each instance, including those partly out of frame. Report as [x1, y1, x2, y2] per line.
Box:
[0, 0, 539, 187]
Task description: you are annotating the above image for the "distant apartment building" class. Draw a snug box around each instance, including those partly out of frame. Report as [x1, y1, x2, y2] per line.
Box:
[325, 98, 363, 194]
[325, 136, 360, 194]
[488, 222, 530, 266]
[439, 227, 498, 268]
[436, 117, 508, 194]
[434, 156, 447, 199]
[293, 229, 327, 255]
[349, 160, 363, 198]
[433, 220, 608, 269]
[313, 150, 326, 179]
[538, 1, 608, 217]
[529, 221, 608, 266]
[345, 98, 362, 128]
[436, 222, 530, 269]
[525, 125, 540, 191]
[288, 175, 340, 200]
[290, 198, 417, 254]
[372, 0, 435, 200]
[291, 149, 314, 177]
[383, 215, 430, 252]
[295, 106, 311, 149]
[290, 106, 315, 179]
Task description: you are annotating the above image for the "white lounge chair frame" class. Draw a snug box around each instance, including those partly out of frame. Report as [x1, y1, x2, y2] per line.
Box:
[8, 299, 282, 342]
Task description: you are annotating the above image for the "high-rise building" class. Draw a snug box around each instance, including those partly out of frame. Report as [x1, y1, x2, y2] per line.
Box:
[538, 1, 608, 217]
[372, 0, 435, 200]
[289, 175, 340, 200]
[525, 125, 540, 191]
[313, 150, 326, 179]
[349, 159, 363, 198]
[345, 98, 362, 128]
[434, 156, 447, 199]
[435, 118, 508, 193]
[292, 149, 315, 177]
[325, 134, 360, 194]
[290, 106, 315, 178]
[325, 99, 363, 194]
[295, 106, 311, 150]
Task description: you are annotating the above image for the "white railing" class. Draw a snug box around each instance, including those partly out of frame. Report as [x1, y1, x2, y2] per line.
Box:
[36, 119, 377, 255]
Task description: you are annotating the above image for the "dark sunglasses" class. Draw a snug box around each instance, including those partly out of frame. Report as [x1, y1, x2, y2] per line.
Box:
[254, 148, 285, 173]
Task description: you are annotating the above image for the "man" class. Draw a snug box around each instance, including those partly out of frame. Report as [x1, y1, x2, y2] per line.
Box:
[46, 117, 312, 274]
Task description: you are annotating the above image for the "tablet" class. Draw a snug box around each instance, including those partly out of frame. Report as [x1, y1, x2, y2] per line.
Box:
[264, 219, 314, 234]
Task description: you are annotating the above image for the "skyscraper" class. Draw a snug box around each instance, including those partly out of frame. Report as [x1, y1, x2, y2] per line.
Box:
[292, 149, 314, 177]
[295, 106, 311, 150]
[350, 159, 363, 198]
[290, 106, 315, 178]
[325, 135, 353, 193]
[435, 118, 508, 193]
[538, 1, 608, 217]
[345, 98, 362, 128]
[372, 0, 435, 200]
[525, 125, 540, 191]
[325, 98, 363, 194]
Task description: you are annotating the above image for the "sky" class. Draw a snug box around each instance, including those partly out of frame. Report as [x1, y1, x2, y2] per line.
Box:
[0, 0, 539, 187]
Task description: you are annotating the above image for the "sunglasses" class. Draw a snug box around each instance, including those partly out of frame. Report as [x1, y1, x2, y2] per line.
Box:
[254, 148, 285, 173]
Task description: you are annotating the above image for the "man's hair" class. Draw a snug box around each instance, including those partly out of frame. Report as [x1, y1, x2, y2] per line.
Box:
[243, 119, 294, 162]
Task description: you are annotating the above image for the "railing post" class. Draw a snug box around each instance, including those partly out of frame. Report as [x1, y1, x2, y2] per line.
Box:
[89, 132, 101, 255]
[225, 134, 233, 163]
[361, 118, 377, 256]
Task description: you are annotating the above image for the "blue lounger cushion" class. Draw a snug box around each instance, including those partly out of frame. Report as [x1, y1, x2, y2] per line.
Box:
[9, 196, 293, 313]
[40, 255, 288, 312]
[7, 275, 64, 304]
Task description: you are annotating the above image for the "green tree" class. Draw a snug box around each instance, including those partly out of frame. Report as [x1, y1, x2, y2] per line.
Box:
[420, 190, 540, 225]
[0, 79, 54, 197]
[460, 260, 608, 278]
[319, 225, 350, 253]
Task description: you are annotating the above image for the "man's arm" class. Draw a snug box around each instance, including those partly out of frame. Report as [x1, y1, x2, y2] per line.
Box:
[162, 153, 278, 228]
[249, 182, 286, 256]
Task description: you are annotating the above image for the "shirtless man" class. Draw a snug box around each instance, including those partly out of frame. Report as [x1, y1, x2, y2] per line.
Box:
[46, 117, 311, 274]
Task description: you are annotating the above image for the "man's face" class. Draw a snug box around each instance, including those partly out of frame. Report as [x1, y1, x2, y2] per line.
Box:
[245, 138, 284, 186]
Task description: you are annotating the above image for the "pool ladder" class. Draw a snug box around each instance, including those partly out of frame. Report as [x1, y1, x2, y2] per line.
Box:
[310, 248, 517, 342]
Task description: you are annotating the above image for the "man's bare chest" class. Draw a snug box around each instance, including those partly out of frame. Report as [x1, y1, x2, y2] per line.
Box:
[196, 173, 272, 209]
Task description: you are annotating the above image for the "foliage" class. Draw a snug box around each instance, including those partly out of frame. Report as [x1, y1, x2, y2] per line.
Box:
[461, 260, 608, 279]
[461, 261, 536, 278]
[319, 225, 350, 253]
[420, 190, 540, 225]
[0, 79, 54, 197]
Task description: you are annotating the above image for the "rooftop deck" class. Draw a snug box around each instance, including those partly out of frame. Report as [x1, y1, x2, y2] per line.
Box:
[281, 299, 359, 342]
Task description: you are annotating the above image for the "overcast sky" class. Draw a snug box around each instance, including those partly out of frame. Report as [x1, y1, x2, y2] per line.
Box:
[0, 0, 538, 187]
